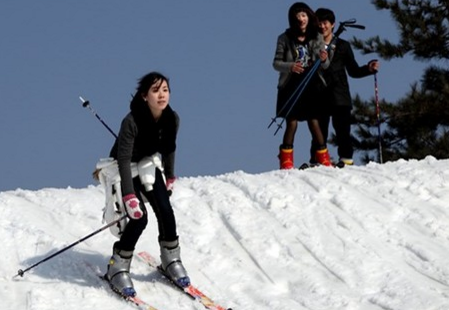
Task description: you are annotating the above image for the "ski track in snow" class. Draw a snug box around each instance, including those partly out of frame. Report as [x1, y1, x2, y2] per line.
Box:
[2, 156, 449, 310]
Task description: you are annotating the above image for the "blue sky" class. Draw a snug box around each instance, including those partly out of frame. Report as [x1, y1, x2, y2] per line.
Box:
[0, 1, 427, 191]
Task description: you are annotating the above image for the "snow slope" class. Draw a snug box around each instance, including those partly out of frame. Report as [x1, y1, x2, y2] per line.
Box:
[3, 156, 449, 310]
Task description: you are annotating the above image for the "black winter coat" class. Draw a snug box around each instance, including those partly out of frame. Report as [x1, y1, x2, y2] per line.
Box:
[323, 38, 374, 107]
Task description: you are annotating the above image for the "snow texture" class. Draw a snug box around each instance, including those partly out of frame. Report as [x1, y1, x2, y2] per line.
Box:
[3, 156, 449, 310]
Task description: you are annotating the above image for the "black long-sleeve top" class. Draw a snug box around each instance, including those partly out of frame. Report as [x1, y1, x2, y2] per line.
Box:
[109, 104, 178, 196]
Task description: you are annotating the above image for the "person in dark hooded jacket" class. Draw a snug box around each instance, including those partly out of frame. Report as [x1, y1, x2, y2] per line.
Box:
[273, 2, 331, 169]
[104, 72, 189, 297]
[310, 8, 379, 166]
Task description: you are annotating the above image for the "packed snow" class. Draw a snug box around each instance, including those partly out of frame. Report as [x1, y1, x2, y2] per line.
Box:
[3, 156, 449, 310]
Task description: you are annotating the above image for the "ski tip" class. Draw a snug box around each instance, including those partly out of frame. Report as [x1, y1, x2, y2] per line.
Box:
[335, 161, 346, 168]
[298, 163, 311, 170]
[298, 163, 320, 170]
[299, 162, 348, 169]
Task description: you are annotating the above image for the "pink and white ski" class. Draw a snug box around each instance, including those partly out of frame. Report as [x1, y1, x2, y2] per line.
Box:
[137, 251, 232, 310]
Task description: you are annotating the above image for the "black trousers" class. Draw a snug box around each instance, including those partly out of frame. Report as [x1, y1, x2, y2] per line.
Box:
[310, 106, 353, 162]
[117, 168, 177, 251]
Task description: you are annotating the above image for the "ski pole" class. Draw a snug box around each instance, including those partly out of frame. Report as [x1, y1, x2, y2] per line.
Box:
[268, 60, 320, 127]
[15, 215, 127, 278]
[374, 73, 383, 164]
[268, 59, 322, 135]
[79, 96, 118, 139]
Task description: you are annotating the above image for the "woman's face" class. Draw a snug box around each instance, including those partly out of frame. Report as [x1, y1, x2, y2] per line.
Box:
[143, 79, 170, 114]
[296, 11, 309, 32]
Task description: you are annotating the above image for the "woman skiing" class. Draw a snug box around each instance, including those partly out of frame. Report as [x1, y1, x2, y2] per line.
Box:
[273, 2, 331, 169]
[104, 72, 189, 297]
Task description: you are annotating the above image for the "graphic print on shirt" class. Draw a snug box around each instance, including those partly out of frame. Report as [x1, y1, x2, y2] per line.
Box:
[294, 43, 311, 68]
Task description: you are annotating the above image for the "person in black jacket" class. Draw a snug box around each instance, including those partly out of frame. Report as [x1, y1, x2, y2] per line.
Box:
[104, 72, 189, 297]
[311, 8, 379, 166]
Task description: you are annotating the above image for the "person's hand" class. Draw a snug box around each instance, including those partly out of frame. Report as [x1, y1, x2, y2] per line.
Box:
[319, 49, 328, 62]
[166, 178, 176, 196]
[123, 194, 143, 219]
[368, 59, 379, 73]
[291, 61, 304, 74]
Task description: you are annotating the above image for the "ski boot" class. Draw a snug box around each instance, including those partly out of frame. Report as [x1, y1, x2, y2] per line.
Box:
[339, 158, 354, 166]
[160, 238, 190, 288]
[336, 158, 353, 168]
[278, 144, 294, 169]
[105, 244, 136, 297]
[315, 148, 332, 166]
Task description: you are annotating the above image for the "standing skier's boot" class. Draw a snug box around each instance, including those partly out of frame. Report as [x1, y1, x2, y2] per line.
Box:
[278, 144, 294, 169]
[339, 158, 354, 166]
[160, 238, 190, 288]
[105, 242, 136, 297]
[315, 148, 332, 166]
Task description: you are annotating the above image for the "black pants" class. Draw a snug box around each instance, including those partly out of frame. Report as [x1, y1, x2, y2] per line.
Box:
[117, 168, 177, 251]
[310, 106, 353, 162]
